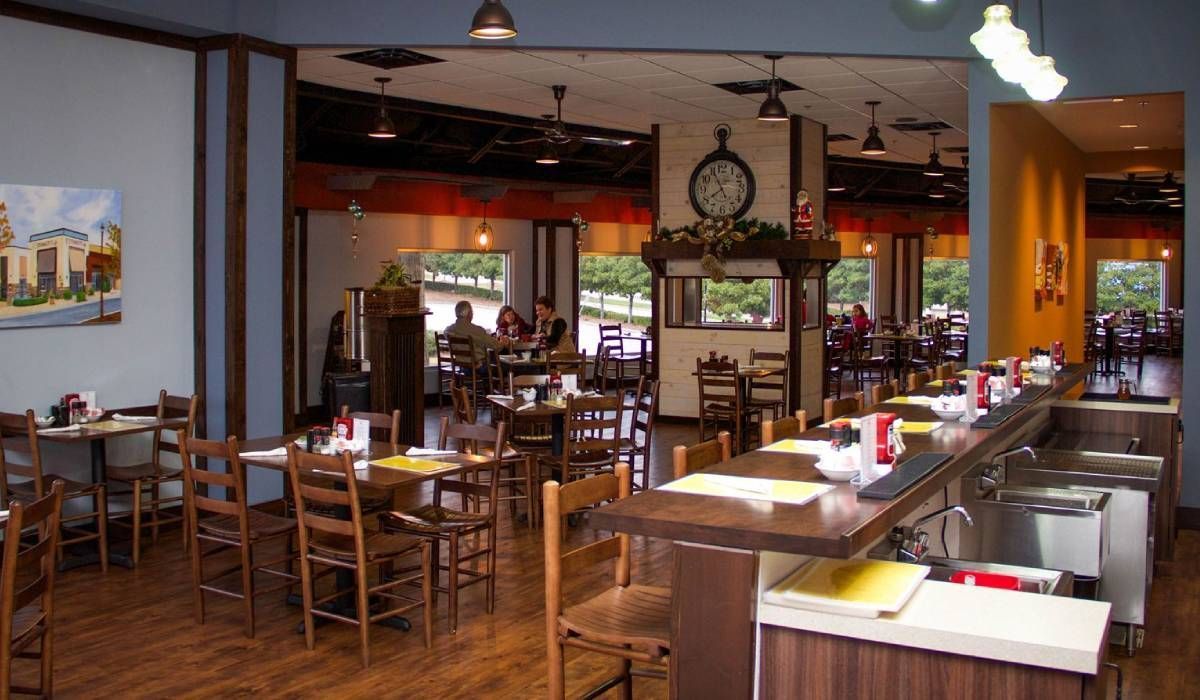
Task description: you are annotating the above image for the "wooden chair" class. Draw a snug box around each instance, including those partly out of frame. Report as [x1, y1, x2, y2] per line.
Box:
[823, 392, 865, 423]
[548, 350, 588, 391]
[339, 406, 401, 444]
[0, 480, 63, 700]
[538, 395, 624, 486]
[871, 379, 901, 405]
[696, 358, 758, 455]
[506, 374, 555, 454]
[761, 410, 810, 445]
[672, 432, 731, 480]
[0, 410, 108, 573]
[907, 369, 934, 393]
[618, 377, 659, 491]
[178, 434, 299, 638]
[746, 348, 789, 420]
[446, 333, 492, 413]
[544, 463, 669, 698]
[825, 333, 847, 400]
[286, 446, 432, 666]
[935, 362, 956, 380]
[853, 333, 892, 392]
[595, 324, 642, 394]
[450, 382, 475, 424]
[1115, 326, 1147, 380]
[106, 390, 199, 566]
[435, 332, 455, 408]
[379, 419, 507, 634]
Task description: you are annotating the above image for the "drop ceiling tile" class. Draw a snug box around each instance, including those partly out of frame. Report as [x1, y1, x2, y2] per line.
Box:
[507, 65, 599, 87]
[391, 61, 489, 81]
[298, 55, 382, 78]
[568, 79, 637, 99]
[576, 59, 671, 79]
[834, 57, 931, 73]
[460, 52, 559, 74]
[446, 73, 537, 92]
[410, 48, 510, 61]
[489, 84, 561, 106]
[818, 85, 897, 102]
[643, 53, 746, 72]
[687, 64, 772, 84]
[331, 70, 431, 90]
[617, 73, 704, 90]
[792, 72, 872, 91]
[523, 49, 628, 66]
[394, 81, 480, 102]
[888, 80, 966, 97]
[655, 83, 732, 100]
[776, 56, 868, 77]
[682, 96, 763, 118]
[931, 60, 970, 81]
[863, 65, 946, 85]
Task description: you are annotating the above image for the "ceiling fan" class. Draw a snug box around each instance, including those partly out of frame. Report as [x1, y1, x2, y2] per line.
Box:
[497, 85, 634, 148]
[1114, 173, 1177, 205]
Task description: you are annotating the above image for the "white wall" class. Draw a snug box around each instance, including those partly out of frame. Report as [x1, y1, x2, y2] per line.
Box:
[304, 209, 535, 406]
[0, 17, 195, 472]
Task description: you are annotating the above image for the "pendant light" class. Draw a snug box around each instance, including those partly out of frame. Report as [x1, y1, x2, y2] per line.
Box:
[474, 199, 495, 252]
[1160, 242, 1173, 260]
[468, 0, 517, 39]
[860, 101, 887, 156]
[757, 55, 789, 122]
[1114, 174, 1139, 205]
[927, 178, 947, 199]
[535, 142, 559, 165]
[860, 235, 879, 258]
[969, 4, 1028, 60]
[368, 77, 396, 139]
[1022, 55, 1068, 102]
[923, 132, 944, 177]
[827, 169, 848, 193]
[1160, 172, 1180, 194]
[992, 36, 1039, 84]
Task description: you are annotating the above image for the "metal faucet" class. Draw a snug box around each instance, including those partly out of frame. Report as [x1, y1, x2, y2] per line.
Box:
[892, 505, 974, 563]
[978, 446, 1034, 492]
[993, 446, 1036, 467]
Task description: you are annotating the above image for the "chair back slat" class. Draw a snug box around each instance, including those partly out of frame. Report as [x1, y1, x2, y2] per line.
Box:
[823, 392, 865, 423]
[671, 432, 730, 480]
[871, 379, 900, 405]
[287, 447, 367, 547]
[0, 479, 62, 661]
[762, 410, 808, 445]
[0, 411, 48, 500]
[435, 418, 506, 511]
[179, 434, 248, 522]
[192, 495, 241, 517]
[560, 537, 623, 579]
[340, 407, 401, 444]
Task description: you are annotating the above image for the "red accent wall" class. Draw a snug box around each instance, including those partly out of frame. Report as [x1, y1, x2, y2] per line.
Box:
[295, 162, 651, 224]
[826, 203, 1180, 240]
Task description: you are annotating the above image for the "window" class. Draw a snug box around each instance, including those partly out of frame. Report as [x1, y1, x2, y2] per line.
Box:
[578, 254, 652, 354]
[665, 277, 784, 330]
[1096, 260, 1163, 314]
[410, 251, 509, 366]
[827, 257, 872, 317]
[921, 258, 969, 317]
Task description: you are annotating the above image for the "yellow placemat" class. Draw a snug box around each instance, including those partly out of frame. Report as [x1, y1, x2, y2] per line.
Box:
[884, 395, 936, 406]
[368, 455, 457, 473]
[86, 420, 139, 432]
[760, 439, 829, 455]
[659, 473, 832, 506]
[766, 558, 929, 615]
[897, 421, 943, 434]
[927, 379, 944, 387]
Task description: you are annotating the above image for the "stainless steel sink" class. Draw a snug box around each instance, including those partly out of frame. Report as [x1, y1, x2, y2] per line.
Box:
[991, 485, 1105, 510]
[922, 556, 1065, 595]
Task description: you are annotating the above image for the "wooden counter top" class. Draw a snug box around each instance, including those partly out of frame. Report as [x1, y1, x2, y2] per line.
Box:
[590, 364, 1091, 558]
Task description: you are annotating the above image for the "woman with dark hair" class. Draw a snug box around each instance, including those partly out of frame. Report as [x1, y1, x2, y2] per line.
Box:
[533, 296, 575, 353]
[494, 304, 533, 338]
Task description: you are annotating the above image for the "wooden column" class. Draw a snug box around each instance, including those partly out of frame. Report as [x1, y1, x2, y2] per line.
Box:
[366, 311, 430, 447]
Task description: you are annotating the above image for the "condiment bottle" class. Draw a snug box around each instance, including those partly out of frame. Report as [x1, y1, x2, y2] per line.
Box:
[976, 369, 990, 410]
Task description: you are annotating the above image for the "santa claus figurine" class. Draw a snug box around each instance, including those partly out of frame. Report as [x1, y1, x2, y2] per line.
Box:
[793, 189, 814, 239]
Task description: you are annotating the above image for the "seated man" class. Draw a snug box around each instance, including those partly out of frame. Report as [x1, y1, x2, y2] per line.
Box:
[444, 300, 510, 367]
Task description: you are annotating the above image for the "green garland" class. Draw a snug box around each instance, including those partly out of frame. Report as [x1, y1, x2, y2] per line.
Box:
[656, 217, 788, 242]
[654, 217, 789, 282]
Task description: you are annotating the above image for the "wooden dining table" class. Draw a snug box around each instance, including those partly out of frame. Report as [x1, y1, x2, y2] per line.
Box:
[590, 364, 1091, 698]
[486, 396, 569, 455]
[864, 333, 931, 380]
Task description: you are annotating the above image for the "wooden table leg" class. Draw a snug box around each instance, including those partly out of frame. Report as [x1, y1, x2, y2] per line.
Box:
[670, 543, 758, 699]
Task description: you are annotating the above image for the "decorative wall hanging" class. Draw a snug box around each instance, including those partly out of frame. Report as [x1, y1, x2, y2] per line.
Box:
[659, 217, 759, 283]
[1033, 238, 1046, 298]
[348, 199, 365, 258]
[571, 212, 590, 251]
[1055, 242, 1068, 298]
[0, 183, 122, 330]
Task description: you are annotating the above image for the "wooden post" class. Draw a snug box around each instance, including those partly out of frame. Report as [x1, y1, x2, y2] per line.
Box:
[365, 310, 430, 446]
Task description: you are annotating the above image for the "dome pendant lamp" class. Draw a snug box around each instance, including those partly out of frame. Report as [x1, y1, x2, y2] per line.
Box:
[474, 199, 495, 252]
[860, 100, 887, 156]
[1160, 172, 1180, 194]
[368, 77, 397, 139]
[969, 4, 1028, 60]
[535, 142, 559, 165]
[757, 55, 789, 122]
[468, 0, 517, 39]
[923, 132, 945, 177]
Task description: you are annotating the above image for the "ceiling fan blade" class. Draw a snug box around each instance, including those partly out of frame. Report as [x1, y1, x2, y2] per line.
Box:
[496, 137, 547, 146]
[577, 135, 635, 147]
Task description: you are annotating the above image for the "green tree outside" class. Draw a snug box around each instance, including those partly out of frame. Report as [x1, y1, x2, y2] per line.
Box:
[1096, 260, 1162, 313]
[579, 255, 651, 322]
[922, 258, 969, 313]
[827, 257, 871, 315]
[703, 279, 772, 322]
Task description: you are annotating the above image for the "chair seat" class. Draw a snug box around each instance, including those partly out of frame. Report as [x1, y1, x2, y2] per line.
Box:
[701, 402, 739, 416]
[617, 437, 643, 454]
[310, 530, 424, 562]
[8, 607, 47, 655]
[380, 505, 491, 534]
[10, 475, 100, 499]
[106, 461, 182, 483]
[559, 583, 671, 657]
[481, 445, 523, 460]
[198, 509, 296, 541]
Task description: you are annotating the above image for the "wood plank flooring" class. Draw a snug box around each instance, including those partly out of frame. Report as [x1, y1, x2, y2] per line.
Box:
[34, 358, 1194, 698]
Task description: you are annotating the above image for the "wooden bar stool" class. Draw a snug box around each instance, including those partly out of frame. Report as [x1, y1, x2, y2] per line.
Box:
[178, 434, 299, 638]
[823, 392, 865, 422]
[672, 432, 731, 480]
[544, 464, 669, 698]
[0, 480, 63, 700]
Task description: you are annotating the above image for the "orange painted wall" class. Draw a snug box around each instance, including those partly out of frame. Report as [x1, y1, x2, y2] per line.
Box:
[988, 104, 1087, 359]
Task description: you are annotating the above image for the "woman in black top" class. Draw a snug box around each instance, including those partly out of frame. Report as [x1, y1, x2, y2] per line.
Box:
[533, 296, 575, 353]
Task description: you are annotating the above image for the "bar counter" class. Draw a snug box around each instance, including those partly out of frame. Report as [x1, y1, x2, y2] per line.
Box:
[589, 364, 1096, 699]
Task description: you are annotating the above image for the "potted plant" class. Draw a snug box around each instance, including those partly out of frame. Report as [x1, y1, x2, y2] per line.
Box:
[364, 260, 422, 315]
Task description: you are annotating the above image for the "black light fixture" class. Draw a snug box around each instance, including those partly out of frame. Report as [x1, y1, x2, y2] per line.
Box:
[923, 131, 945, 177]
[757, 55, 789, 122]
[468, 0, 517, 39]
[927, 177, 947, 199]
[368, 77, 396, 139]
[535, 142, 559, 165]
[827, 169, 848, 193]
[1114, 173, 1139, 205]
[860, 100, 887, 156]
[1160, 172, 1180, 194]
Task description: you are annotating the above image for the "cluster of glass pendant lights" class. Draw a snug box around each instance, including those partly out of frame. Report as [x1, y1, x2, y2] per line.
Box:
[970, 3, 1068, 101]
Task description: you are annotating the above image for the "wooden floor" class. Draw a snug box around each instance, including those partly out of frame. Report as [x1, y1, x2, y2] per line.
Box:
[37, 356, 1192, 698]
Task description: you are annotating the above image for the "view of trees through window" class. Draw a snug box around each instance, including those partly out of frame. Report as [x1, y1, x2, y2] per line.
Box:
[827, 257, 871, 316]
[922, 258, 969, 316]
[578, 254, 652, 353]
[417, 251, 508, 365]
[701, 279, 777, 324]
[1096, 260, 1162, 314]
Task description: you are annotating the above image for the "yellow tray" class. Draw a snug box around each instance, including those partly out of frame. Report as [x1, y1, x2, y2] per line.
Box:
[764, 557, 929, 618]
[659, 473, 832, 506]
[759, 439, 829, 455]
[368, 455, 457, 473]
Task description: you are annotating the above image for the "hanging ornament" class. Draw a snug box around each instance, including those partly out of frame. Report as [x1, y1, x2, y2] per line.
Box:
[348, 200, 365, 258]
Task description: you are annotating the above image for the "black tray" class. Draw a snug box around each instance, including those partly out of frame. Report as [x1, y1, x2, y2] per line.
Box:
[1078, 392, 1172, 405]
[970, 403, 1022, 429]
[857, 452, 953, 501]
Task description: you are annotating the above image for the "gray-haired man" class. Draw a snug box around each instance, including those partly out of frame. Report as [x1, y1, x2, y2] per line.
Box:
[444, 300, 510, 365]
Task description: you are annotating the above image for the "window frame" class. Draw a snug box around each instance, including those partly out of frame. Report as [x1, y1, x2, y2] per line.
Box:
[1094, 258, 1166, 314]
[663, 276, 786, 332]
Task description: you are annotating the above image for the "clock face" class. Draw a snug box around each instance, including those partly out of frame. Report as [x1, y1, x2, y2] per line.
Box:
[690, 156, 754, 219]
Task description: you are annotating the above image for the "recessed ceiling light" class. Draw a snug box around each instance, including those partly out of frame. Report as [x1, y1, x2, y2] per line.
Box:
[1118, 124, 1139, 129]
[1133, 145, 1150, 150]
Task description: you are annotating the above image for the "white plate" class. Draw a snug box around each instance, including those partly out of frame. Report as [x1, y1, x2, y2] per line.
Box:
[932, 408, 965, 421]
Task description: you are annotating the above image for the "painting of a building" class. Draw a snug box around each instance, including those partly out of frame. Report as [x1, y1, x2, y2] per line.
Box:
[0, 244, 30, 300]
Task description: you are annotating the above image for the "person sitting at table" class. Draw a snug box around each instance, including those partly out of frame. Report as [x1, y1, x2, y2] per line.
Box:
[850, 303, 874, 334]
[533, 296, 575, 353]
[445, 301, 511, 365]
[495, 305, 533, 339]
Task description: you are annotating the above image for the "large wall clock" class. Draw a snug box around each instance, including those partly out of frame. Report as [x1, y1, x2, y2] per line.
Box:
[689, 123, 756, 220]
